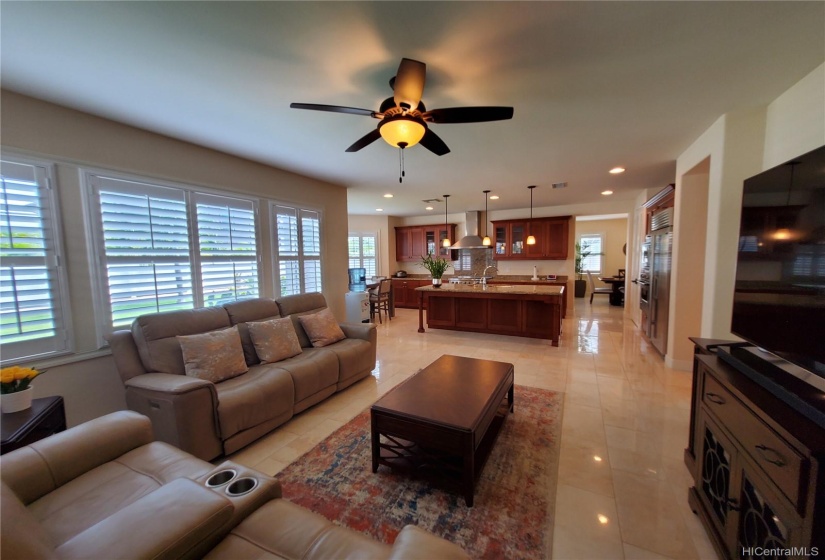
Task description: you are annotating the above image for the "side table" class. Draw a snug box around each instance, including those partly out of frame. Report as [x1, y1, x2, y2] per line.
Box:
[1, 396, 66, 455]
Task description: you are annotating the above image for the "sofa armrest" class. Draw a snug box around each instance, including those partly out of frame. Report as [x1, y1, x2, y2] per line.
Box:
[106, 330, 148, 383]
[339, 322, 377, 344]
[56, 478, 234, 560]
[388, 526, 470, 560]
[125, 374, 223, 461]
[0, 411, 154, 505]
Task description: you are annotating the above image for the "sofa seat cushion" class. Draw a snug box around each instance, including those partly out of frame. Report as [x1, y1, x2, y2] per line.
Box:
[271, 348, 339, 404]
[214, 366, 295, 439]
[323, 338, 374, 385]
[204, 499, 389, 560]
[27, 441, 212, 547]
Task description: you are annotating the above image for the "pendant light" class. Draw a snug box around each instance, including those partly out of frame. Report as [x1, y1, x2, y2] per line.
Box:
[526, 185, 537, 245]
[482, 190, 492, 246]
[442, 194, 451, 247]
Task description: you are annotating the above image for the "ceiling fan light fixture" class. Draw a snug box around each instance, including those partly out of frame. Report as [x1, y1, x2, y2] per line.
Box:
[378, 115, 426, 148]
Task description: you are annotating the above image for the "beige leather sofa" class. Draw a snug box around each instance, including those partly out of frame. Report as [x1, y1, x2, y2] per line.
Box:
[1, 411, 468, 560]
[108, 293, 376, 460]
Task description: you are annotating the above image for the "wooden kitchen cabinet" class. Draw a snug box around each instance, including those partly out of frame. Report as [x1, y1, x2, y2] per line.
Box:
[491, 217, 570, 260]
[395, 224, 456, 261]
[391, 279, 429, 308]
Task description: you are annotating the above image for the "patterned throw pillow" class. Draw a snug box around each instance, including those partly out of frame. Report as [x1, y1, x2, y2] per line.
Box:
[297, 308, 346, 348]
[177, 326, 248, 383]
[247, 317, 303, 363]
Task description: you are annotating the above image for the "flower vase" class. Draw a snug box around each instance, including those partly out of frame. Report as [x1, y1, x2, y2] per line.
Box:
[1, 386, 33, 413]
[432, 278, 442, 288]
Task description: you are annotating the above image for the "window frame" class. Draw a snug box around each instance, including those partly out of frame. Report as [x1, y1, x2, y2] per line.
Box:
[579, 233, 604, 274]
[0, 154, 73, 364]
[348, 232, 379, 279]
[83, 168, 262, 342]
[270, 201, 324, 297]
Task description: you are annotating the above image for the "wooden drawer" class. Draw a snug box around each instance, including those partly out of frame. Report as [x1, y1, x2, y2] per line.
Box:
[703, 371, 807, 509]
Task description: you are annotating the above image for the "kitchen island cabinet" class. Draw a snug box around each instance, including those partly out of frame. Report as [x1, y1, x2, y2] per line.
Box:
[415, 284, 564, 346]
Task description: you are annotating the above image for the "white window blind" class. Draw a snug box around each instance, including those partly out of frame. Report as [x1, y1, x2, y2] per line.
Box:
[348, 233, 377, 278]
[1, 158, 71, 361]
[88, 173, 261, 334]
[274, 204, 323, 296]
[580, 235, 603, 273]
[194, 193, 259, 306]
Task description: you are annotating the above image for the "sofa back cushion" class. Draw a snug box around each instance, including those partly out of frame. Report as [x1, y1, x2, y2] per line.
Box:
[276, 293, 328, 348]
[223, 298, 282, 365]
[132, 306, 231, 375]
[178, 326, 249, 383]
[248, 318, 303, 363]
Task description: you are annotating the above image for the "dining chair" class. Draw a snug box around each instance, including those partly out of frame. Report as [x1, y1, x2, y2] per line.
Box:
[587, 271, 612, 304]
[369, 278, 392, 323]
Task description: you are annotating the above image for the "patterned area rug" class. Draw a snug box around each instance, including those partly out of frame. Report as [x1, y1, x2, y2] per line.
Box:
[278, 385, 563, 559]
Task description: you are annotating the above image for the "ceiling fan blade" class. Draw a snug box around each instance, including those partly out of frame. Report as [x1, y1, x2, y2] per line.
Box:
[419, 129, 450, 156]
[345, 129, 382, 152]
[392, 58, 426, 109]
[290, 103, 378, 118]
[422, 106, 514, 124]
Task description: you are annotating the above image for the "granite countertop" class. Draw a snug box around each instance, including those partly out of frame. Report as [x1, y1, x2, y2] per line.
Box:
[392, 274, 568, 282]
[416, 283, 564, 295]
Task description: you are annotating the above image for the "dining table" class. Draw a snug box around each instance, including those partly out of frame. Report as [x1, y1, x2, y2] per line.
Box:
[598, 276, 626, 307]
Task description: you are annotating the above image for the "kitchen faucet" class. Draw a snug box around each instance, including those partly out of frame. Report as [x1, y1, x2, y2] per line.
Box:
[481, 266, 498, 286]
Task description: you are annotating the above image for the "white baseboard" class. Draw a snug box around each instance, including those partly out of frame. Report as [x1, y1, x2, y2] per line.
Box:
[665, 356, 693, 372]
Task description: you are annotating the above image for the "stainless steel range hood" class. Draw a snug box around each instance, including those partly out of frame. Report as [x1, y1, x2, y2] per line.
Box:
[450, 211, 491, 249]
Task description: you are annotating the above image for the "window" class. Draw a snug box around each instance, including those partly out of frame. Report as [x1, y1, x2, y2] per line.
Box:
[348, 233, 377, 278]
[579, 234, 603, 274]
[87, 173, 260, 333]
[273, 204, 322, 296]
[1, 158, 72, 362]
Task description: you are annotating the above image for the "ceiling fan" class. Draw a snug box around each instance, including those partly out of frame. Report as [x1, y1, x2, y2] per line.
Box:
[290, 58, 514, 157]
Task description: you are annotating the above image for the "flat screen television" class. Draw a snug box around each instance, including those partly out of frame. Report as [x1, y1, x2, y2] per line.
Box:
[731, 144, 825, 382]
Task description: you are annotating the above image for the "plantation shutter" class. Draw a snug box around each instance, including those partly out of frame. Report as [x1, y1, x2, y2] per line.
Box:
[0, 159, 71, 361]
[580, 234, 603, 273]
[93, 176, 193, 329]
[348, 234, 377, 278]
[274, 205, 323, 296]
[194, 193, 259, 306]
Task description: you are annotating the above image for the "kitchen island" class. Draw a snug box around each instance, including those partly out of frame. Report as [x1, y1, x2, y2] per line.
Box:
[416, 283, 565, 346]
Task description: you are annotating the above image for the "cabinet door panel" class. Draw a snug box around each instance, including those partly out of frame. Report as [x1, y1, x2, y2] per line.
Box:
[545, 219, 569, 259]
[525, 220, 546, 258]
[494, 224, 508, 256]
[699, 415, 740, 550]
[411, 228, 425, 259]
[510, 222, 525, 256]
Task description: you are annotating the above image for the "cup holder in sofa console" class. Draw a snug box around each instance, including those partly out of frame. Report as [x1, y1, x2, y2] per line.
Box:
[205, 469, 237, 488]
[226, 477, 258, 497]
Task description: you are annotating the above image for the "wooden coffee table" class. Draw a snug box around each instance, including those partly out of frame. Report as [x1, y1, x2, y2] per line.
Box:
[370, 355, 514, 506]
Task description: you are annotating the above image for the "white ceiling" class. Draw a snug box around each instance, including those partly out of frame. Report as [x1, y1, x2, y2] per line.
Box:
[1, 2, 823, 217]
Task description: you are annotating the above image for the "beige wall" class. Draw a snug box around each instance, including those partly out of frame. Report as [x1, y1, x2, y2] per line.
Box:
[1, 90, 350, 425]
[669, 63, 825, 369]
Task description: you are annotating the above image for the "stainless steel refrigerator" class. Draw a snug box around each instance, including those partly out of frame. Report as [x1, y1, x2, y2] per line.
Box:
[647, 214, 673, 355]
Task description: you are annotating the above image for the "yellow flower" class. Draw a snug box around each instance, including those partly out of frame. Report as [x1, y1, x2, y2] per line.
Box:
[1, 366, 40, 382]
[16, 367, 36, 381]
[1, 370, 15, 384]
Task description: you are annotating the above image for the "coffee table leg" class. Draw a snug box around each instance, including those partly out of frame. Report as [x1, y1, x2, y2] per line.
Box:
[463, 437, 475, 507]
[508, 383, 514, 413]
[371, 413, 379, 473]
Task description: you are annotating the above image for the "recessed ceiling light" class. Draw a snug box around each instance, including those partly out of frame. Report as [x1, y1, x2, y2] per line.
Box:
[383, 193, 393, 198]
[375, 208, 383, 212]
[425, 206, 434, 210]
[489, 195, 500, 200]
[593, 455, 603, 462]
[597, 514, 609, 525]
[601, 190, 613, 196]
[609, 167, 625, 174]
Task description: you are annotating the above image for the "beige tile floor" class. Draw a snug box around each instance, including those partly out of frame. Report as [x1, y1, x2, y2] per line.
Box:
[227, 299, 719, 559]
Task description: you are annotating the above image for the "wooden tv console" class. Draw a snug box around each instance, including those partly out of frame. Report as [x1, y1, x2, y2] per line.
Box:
[686, 339, 825, 559]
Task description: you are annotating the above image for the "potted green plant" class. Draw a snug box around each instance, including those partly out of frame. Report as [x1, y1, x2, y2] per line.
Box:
[574, 242, 592, 298]
[420, 252, 451, 288]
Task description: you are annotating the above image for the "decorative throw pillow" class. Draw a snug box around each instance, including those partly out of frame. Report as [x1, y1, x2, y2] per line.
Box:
[297, 308, 346, 348]
[177, 326, 248, 383]
[247, 317, 303, 363]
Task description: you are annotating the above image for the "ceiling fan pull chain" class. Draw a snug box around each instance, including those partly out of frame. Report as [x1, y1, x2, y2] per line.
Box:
[398, 142, 408, 183]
